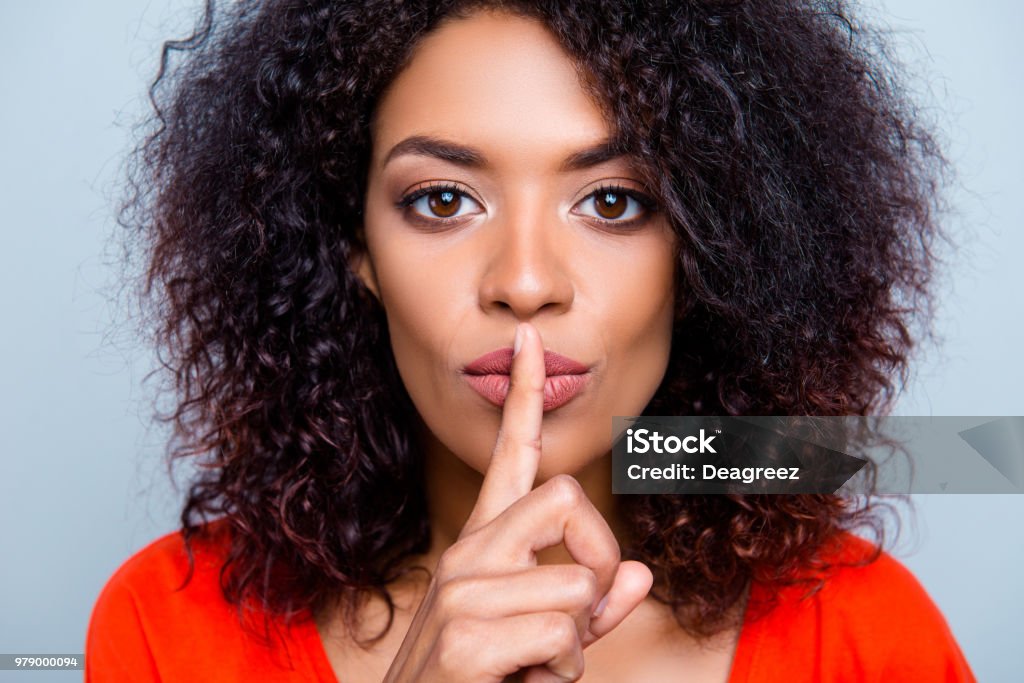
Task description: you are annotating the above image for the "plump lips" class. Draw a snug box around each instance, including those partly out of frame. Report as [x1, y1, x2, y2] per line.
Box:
[462, 347, 591, 411]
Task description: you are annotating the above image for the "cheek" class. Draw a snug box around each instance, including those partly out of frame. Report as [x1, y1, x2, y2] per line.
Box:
[368, 238, 468, 394]
[608, 250, 675, 341]
[363, 198, 470, 350]
[597, 240, 676, 407]
[362, 223, 491, 465]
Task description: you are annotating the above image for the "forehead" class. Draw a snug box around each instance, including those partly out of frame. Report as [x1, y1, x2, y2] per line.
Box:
[370, 10, 611, 171]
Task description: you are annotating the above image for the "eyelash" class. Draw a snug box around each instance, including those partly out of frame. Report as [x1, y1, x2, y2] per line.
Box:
[578, 184, 659, 227]
[395, 182, 659, 229]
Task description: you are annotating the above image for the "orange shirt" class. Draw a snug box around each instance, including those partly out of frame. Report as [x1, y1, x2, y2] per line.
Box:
[86, 521, 976, 681]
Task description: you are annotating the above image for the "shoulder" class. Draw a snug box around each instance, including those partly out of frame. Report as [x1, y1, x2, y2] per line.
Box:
[85, 520, 322, 681]
[85, 520, 231, 679]
[814, 532, 934, 611]
[88, 519, 234, 630]
[812, 534, 958, 638]
[741, 532, 976, 681]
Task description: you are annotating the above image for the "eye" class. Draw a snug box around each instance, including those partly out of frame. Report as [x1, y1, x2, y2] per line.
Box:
[573, 186, 656, 225]
[398, 183, 483, 223]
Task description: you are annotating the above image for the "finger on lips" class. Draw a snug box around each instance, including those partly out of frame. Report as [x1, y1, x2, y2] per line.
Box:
[464, 321, 545, 534]
[435, 321, 652, 679]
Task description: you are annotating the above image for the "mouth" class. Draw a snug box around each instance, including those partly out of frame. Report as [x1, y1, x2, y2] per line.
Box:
[462, 347, 592, 412]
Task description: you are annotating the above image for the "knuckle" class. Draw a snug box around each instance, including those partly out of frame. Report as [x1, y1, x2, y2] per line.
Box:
[545, 612, 579, 652]
[435, 553, 456, 579]
[436, 539, 477, 578]
[433, 576, 473, 616]
[436, 619, 474, 671]
[562, 565, 599, 606]
[546, 474, 585, 510]
[527, 663, 582, 683]
[496, 426, 541, 454]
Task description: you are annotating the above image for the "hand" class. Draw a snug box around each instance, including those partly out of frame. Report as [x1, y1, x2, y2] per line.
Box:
[382, 322, 653, 682]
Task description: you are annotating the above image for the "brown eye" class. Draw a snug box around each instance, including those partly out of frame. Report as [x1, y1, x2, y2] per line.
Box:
[573, 186, 654, 225]
[595, 191, 627, 219]
[401, 184, 483, 224]
[428, 190, 460, 217]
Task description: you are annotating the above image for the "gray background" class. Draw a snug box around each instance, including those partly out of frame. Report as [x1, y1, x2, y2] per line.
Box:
[0, 1, 1020, 680]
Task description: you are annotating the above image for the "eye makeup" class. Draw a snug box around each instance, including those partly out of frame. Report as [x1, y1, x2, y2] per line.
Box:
[395, 180, 659, 230]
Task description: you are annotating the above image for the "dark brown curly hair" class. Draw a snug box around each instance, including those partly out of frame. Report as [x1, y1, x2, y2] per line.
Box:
[121, 0, 947, 642]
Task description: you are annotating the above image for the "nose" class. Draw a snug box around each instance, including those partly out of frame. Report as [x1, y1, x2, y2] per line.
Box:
[477, 200, 575, 320]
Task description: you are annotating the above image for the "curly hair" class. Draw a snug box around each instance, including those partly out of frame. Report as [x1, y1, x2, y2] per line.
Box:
[122, 0, 947, 641]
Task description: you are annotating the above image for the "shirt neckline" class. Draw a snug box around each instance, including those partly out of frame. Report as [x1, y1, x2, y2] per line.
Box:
[298, 582, 768, 683]
[297, 614, 345, 682]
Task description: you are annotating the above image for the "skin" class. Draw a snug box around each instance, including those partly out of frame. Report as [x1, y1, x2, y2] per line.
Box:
[332, 9, 744, 681]
[357, 5, 678, 496]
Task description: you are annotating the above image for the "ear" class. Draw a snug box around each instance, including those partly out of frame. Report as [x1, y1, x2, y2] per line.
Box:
[348, 244, 381, 301]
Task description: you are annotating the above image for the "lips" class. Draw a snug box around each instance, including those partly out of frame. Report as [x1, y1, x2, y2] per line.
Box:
[463, 348, 590, 376]
[462, 347, 591, 411]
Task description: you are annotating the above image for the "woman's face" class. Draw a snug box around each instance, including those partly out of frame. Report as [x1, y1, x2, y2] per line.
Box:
[355, 10, 677, 481]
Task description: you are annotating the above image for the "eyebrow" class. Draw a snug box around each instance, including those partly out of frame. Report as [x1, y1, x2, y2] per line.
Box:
[381, 135, 626, 172]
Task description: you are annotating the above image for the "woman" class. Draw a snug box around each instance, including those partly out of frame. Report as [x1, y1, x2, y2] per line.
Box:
[88, 0, 974, 680]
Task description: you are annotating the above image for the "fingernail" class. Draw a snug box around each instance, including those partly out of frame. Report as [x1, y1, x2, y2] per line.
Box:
[513, 323, 524, 357]
[592, 594, 609, 618]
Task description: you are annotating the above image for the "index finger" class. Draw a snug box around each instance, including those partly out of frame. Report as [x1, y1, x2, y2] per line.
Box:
[462, 321, 545, 536]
